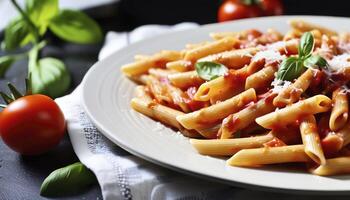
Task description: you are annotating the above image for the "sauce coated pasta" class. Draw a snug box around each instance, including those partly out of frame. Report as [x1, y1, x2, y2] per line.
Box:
[122, 19, 350, 176]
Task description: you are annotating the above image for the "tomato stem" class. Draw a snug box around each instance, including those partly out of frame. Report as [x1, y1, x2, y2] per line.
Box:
[8, 83, 24, 99]
[0, 104, 7, 108]
[0, 92, 14, 104]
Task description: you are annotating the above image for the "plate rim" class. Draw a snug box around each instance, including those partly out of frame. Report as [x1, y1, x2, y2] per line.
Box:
[81, 15, 350, 195]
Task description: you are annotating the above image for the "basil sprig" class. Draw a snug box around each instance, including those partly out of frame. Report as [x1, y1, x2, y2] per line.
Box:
[276, 32, 327, 81]
[40, 162, 97, 197]
[195, 61, 228, 81]
[1, 0, 103, 98]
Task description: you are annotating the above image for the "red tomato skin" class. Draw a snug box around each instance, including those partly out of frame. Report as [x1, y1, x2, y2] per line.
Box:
[0, 94, 66, 155]
[218, 0, 262, 22]
[260, 0, 284, 16]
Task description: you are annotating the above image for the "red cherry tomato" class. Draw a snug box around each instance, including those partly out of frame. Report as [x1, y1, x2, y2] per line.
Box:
[0, 94, 65, 155]
[218, 0, 262, 22]
[259, 0, 284, 16]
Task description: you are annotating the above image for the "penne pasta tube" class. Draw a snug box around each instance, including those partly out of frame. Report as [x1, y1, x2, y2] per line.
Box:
[273, 68, 314, 107]
[227, 145, 309, 167]
[148, 68, 176, 78]
[220, 94, 276, 139]
[195, 123, 221, 139]
[166, 60, 193, 72]
[210, 32, 239, 40]
[288, 19, 338, 36]
[184, 37, 237, 62]
[299, 115, 326, 165]
[131, 98, 200, 138]
[310, 157, 350, 176]
[121, 51, 182, 76]
[177, 88, 256, 130]
[245, 65, 277, 91]
[134, 86, 152, 101]
[168, 71, 204, 89]
[329, 88, 348, 131]
[256, 95, 332, 129]
[190, 132, 274, 156]
[194, 62, 262, 103]
[198, 47, 257, 69]
[186, 41, 211, 49]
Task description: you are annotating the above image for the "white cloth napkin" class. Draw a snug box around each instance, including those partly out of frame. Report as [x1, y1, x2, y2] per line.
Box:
[55, 23, 325, 200]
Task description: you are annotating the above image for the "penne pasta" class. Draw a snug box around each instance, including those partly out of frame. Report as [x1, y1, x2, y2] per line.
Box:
[299, 115, 326, 165]
[220, 94, 276, 139]
[288, 19, 338, 36]
[184, 37, 237, 62]
[273, 68, 315, 107]
[227, 145, 309, 167]
[177, 88, 256, 130]
[245, 65, 277, 91]
[122, 20, 350, 176]
[166, 60, 193, 72]
[122, 51, 182, 76]
[310, 157, 350, 176]
[198, 47, 258, 69]
[256, 95, 332, 129]
[329, 88, 348, 131]
[190, 132, 274, 156]
[168, 71, 204, 89]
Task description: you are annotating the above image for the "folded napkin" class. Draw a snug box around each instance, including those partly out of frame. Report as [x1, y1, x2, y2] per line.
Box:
[55, 23, 317, 200]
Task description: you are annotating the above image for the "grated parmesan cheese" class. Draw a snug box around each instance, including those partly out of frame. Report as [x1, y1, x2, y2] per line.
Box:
[252, 50, 286, 65]
[271, 79, 292, 94]
[327, 53, 350, 71]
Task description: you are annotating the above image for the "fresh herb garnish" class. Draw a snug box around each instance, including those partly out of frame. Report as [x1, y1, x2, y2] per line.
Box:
[276, 32, 328, 81]
[40, 162, 97, 197]
[195, 61, 228, 81]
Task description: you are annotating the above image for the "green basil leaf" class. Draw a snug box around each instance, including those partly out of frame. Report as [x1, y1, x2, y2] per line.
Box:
[26, 0, 58, 35]
[2, 18, 33, 51]
[303, 55, 328, 69]
[30, 57, 71, 98]
[40, 162, 96, 197]
[277, 57, 305, 81]
[0, 56, 16, 78]
[195, 61, 228, 81]
[49, 10, 103, 44]
[298, 32, 314, 58]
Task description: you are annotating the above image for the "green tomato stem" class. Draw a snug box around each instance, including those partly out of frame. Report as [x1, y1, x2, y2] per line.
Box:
[10, 0, 40, 44]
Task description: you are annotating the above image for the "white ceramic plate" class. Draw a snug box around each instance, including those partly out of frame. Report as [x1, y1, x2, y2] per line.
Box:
[82, 16, 350, 194]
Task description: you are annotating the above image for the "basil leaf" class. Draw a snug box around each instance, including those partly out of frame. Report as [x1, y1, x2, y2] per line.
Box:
[49, 10, 103, 44]
[195, 61, 228, 81]
[303, 55, 328, 69]
[298, 32, 314, 58]
[30, 57, 71, 98]
[26, 0, 59, 35]
[0, 56, 16, 78]
[277, 57, 305, 81]
[2, 18, 33, 51]
[40, 162, 97, 197]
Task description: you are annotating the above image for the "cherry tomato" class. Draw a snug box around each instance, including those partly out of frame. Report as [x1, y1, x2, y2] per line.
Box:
[0, 94, 65, 155]
[218, 0, 262, 22]
[259, 0, 283, 16]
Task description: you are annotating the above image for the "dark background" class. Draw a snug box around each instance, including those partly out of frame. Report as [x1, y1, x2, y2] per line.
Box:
[2, 0, 350, 199]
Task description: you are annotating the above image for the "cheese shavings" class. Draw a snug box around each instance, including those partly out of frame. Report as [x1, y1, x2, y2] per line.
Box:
[271, 79, 292, 94]
[252, 50, 286, 65]
[328, 53, 350, 71]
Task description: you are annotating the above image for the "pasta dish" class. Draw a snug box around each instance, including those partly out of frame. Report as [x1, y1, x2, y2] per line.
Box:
[121, 19, 350, 176]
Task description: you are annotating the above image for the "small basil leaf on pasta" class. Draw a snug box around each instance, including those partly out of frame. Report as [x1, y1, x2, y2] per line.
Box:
[298, 32, 314, 58]
[195, 61, 228, 81]
[277, 57, 305, 81]
[304, 55, 328, 69]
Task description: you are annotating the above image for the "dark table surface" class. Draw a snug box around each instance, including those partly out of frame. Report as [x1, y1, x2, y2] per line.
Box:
[2, 1, 350, 199]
